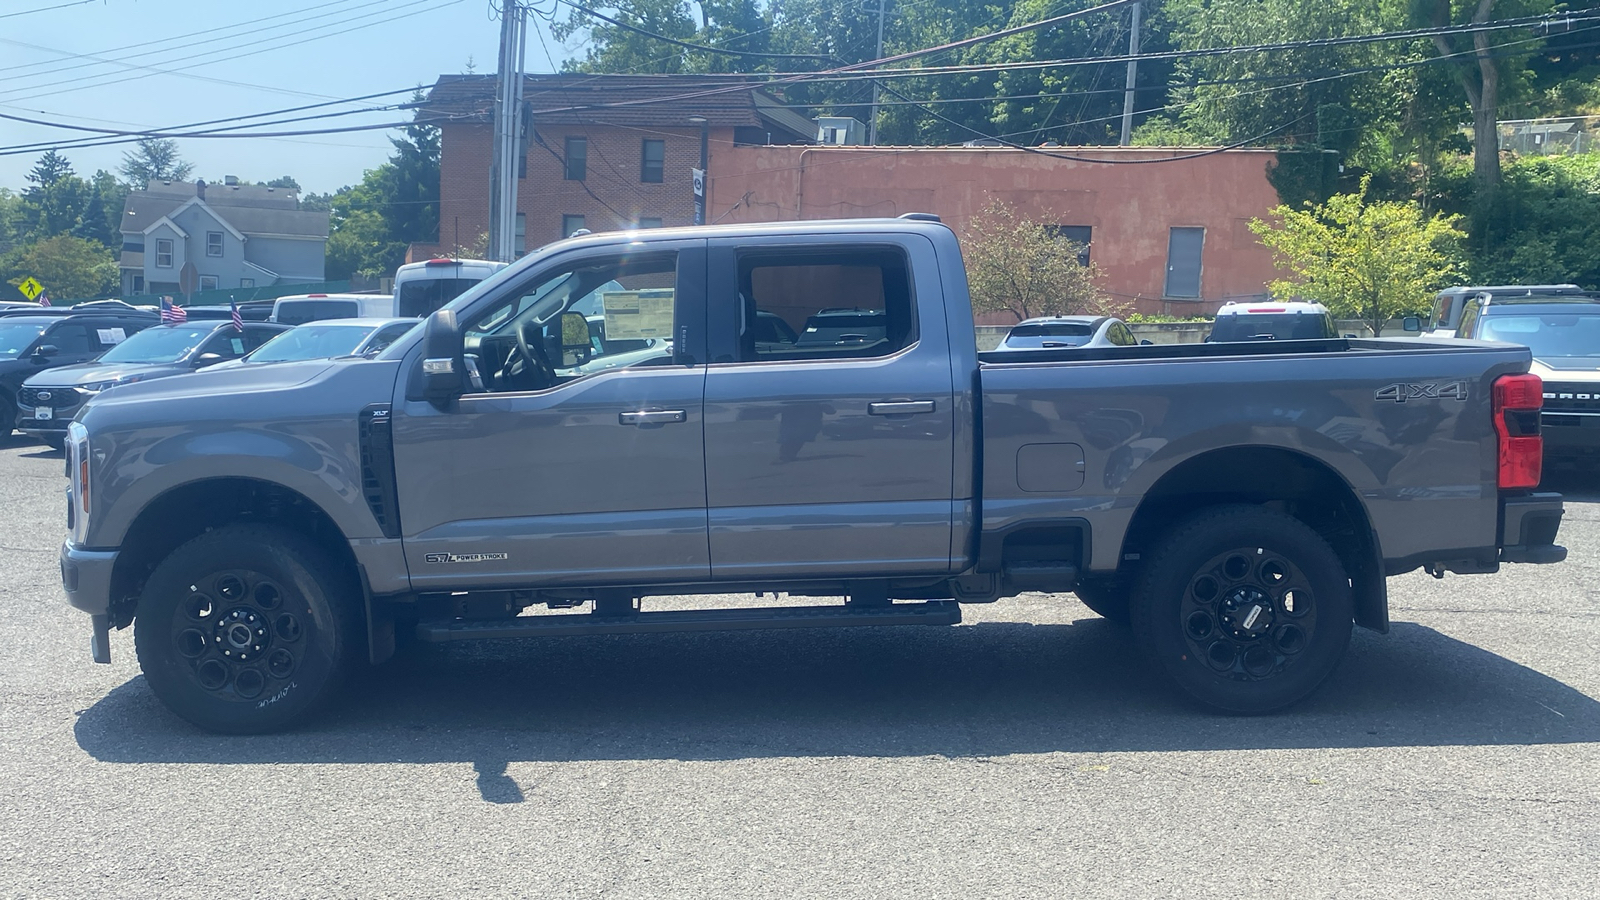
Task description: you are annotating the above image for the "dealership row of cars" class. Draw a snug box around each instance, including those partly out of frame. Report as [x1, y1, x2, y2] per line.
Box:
[998, 285, 1600, 461]
[0, 298, 419, 449]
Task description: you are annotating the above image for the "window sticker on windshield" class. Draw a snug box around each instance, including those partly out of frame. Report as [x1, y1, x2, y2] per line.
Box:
[601, 289, 674, 340]
[97, 328, 126, 345]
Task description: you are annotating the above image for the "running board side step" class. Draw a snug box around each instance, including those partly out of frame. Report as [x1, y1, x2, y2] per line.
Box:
[416, 601, 962, 642]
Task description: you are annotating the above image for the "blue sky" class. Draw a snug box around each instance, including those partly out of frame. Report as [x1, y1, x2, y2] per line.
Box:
[0, 0, 574, 194]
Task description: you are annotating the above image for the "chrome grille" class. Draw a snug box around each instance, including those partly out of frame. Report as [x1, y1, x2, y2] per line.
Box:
[1541, 382, 1600, 412]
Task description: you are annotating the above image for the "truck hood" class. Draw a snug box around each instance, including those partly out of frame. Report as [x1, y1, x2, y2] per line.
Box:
[1531, 358, 1600, 380]
[87, 358, 336, 406]
[23, 360, 189, 388]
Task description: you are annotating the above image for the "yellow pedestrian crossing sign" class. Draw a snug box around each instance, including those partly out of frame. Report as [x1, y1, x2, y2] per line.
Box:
[17, 277, 43, 301]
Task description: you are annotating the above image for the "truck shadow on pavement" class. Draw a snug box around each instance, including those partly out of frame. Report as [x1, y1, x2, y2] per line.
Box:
[76, 616, 1600, 802]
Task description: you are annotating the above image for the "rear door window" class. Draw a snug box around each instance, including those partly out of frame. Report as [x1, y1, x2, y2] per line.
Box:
[733, 247, 916, 362]
[275, 300, 359, 325]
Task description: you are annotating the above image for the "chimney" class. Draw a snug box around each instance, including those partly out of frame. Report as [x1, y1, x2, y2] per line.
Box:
[224, 175, 239, 186]
[196, 178, 206, 199]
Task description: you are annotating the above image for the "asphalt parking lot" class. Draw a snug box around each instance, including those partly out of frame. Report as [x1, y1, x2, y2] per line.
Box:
[1, 436, 1596, 899]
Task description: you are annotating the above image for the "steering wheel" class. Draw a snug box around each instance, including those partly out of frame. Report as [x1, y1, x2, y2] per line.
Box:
[514, 319, 559, 389]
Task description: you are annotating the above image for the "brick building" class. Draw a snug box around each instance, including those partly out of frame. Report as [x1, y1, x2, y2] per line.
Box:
[707, 145, 1287, 318]
[414, 74, 816, 260]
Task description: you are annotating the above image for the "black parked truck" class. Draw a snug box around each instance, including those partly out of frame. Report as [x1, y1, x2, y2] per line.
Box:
[59, 217, 1566, 732]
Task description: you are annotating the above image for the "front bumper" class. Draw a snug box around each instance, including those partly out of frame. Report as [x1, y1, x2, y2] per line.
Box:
[1541, 411, 1600, 454]
[1500, 492, 1567, 564]
[60, 541, 117, 616]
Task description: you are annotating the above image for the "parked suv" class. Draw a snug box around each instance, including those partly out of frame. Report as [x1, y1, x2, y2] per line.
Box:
[1426, 284, 1592, 338]
[17, 320, 287, 447]
[1, 309, 156, 440]
[1424, 293, 1600, 461]
[1206, 301, 1339, 342]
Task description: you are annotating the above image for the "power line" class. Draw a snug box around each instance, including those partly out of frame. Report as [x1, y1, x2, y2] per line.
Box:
[0, 0, 469, 104]
[0, 0, 98, 20]
[554, 0, 831, 61]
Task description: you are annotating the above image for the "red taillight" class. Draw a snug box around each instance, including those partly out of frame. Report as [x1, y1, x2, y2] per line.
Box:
[79, 456, 90, 513]
[1247, 307, 1285, 313]
[1493, 373, 1543, 489]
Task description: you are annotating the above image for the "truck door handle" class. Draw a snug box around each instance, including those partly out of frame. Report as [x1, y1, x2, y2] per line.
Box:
[868, 400, 936, 416]
[619, 409, 687, 425]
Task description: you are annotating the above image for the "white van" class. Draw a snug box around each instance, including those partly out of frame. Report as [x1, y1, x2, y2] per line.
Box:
[270, 293, 394, 325]
[392, 258, 507, 318]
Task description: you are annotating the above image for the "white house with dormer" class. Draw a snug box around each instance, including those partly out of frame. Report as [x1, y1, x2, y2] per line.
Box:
[118, 177, 329, 298]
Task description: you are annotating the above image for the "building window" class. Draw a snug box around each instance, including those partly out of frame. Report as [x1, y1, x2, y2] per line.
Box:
[1164, 226, 1205, 298]
[155, 238, 173, 268]
[206, 231, 224, 257]
[640, 139, 665, 183]
[515, 212, 527, 256]
[240, 278, 254, 288]
[132, 274, 145, 293]
[564, 137, 587, 181]
[561, 214, 586, 238]
[1048, 225, 1093, 266]
[199, 275, 218, 291]
[637, 217, 663, 229]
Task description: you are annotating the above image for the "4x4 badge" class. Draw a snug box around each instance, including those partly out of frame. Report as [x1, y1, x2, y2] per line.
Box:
[1375, 382, 1469, 403]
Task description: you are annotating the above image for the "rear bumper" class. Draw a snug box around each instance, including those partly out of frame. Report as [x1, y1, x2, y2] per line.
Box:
[1499, 492, 1566, 564]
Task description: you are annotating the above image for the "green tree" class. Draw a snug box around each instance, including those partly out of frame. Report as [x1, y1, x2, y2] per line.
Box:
[118, 138, 193, 188]
[1411, 0, 1555, 201]
[1249, 176, 1466, 334]
[20, 151, 89, 241]
[2, 234, 118, 301]
[964, 199, 1115, 321]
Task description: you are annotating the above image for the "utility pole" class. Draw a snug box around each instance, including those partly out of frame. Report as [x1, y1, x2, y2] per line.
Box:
[489, 0, 527, 262]
[1119, 0, 1141, 146]
[868, 0, 886, 146]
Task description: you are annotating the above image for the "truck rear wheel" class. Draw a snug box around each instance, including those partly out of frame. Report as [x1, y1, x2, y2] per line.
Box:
[1130, 505, 1353, 714]
[133, 524, 360, 733]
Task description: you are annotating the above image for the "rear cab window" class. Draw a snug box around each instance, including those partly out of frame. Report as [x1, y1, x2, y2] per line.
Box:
[274, 300, 360, 325]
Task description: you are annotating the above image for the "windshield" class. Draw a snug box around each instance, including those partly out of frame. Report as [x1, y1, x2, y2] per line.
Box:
[397, 278, 484, 318]
[1479, 314, 1600, 358]
[97, 325, 212, 364]
[0, 322, 46, 359]
[1209, 313, 1334, 342]
[247, 325, 376, 363]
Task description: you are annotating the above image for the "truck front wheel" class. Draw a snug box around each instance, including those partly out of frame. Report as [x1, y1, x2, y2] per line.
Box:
[133, 524, 360, 733]
[1130, 505, 1353, 714]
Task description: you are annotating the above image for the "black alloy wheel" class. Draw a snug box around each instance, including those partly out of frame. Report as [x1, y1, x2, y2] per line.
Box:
[134, 524, 360, 733]
[1130, 504, 1353, 714]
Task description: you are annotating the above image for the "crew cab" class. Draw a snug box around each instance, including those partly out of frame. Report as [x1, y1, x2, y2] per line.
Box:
[59, 217, 1567, 733]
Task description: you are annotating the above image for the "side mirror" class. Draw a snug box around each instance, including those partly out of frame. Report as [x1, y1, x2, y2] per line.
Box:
[1402, 316, 1422, 333]
[31, 344, 58, 362]
[192, 352, 225, 368]
[421, 309, 465, 405]
[1343, 333, 1358, 339]
[558, 311, 592, 366]
[1139, 339, 1153, 346]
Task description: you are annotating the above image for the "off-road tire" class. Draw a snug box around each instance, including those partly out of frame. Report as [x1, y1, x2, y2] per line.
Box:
[1130, 504, 1353, 714]
[134, 523, 361, 733]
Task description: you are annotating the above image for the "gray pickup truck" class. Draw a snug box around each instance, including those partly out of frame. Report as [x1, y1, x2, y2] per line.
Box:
[59, 217, 1567, 733]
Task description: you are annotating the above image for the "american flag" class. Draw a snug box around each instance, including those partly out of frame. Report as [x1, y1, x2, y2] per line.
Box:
[37, 293, 49, 308]
[160, 296, 187, 323]
[231, 300, 243, 331]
